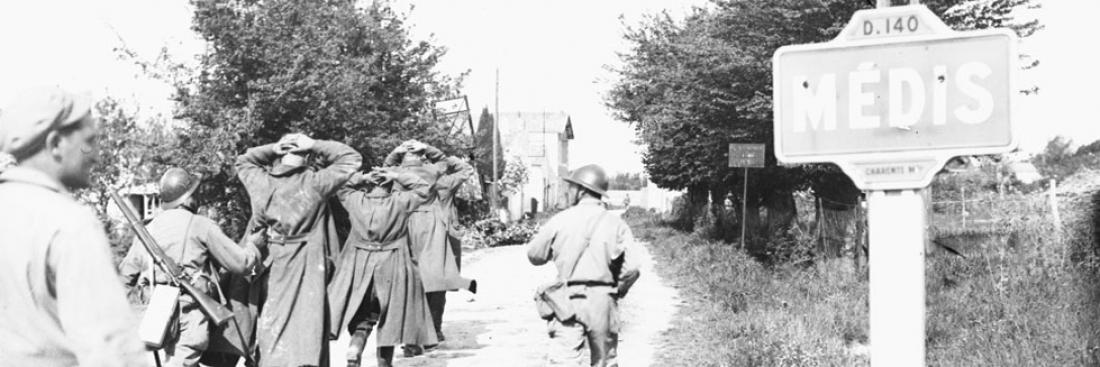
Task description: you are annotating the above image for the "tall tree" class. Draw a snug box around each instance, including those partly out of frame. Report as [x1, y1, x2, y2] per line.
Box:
[608, 0, 1040, 244]
[144, 0, 466, 236]
[473, 106, 504, 193]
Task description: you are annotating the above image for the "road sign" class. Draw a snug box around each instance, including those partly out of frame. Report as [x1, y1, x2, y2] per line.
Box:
[433, 96, 475, 146]
[772, 5, 1020, 367]
[772, 4, 1018, 190]
[728, 143, 766, 168]
[433, 97, 469, 115]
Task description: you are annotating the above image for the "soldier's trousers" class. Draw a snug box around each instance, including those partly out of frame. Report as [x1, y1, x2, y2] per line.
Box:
[426, 291, 446, 340]
[163, 302, 209, 367]
[547, 286, 620, 367]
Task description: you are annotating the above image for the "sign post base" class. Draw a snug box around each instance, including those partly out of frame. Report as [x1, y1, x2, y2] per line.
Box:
[867, 189, 926, 366]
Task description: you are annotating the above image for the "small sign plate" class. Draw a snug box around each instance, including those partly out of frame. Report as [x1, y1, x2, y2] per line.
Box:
[729, 143, 766, 168]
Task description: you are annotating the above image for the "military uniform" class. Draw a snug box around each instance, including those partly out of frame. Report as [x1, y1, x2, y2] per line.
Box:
[0, 167, 146, 367]
[328, 172, 438, 366]
[527, 196, 641, 367]
[387, 146, 475, 339]
[236, 140, 361, 367]
[119, 208, 262, 367]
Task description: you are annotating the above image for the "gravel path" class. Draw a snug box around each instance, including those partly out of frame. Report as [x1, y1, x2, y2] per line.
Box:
[329, 212, 681, 366]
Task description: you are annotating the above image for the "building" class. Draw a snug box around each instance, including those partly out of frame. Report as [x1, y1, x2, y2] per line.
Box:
[105, 183, 161, 223]
[497, 111, 574, 220]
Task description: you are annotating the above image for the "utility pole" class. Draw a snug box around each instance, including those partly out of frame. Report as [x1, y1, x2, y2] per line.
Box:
[492, 68, 500, 210]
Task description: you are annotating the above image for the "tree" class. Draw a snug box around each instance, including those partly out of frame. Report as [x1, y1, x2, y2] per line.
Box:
[129, 0, 466, 236]
[608, 0, 1041, 247]
[473, 106, 504, 194]
[1032, 136, 1100, 181]
[82, 98, 174, 219]
[609, 172, 646, 190]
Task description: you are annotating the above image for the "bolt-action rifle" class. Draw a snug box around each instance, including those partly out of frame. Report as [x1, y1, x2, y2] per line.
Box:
[110, 190, 234, 326]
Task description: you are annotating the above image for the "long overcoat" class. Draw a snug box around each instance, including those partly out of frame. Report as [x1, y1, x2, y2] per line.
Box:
[230, 140, 360, 367]
[393, 151, 475, 293]
[327, 173, 437, 346]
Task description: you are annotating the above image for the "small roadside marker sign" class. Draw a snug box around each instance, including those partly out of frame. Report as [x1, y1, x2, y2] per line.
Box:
[728, 143, 766, 168]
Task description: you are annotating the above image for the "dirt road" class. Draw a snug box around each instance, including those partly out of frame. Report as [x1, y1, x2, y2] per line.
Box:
[329, 212, 681, 367]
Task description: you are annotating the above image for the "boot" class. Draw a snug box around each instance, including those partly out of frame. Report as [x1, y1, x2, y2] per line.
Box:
[377, 346, 395, 367]
[587, 332, 611, 367]
[347, 329, 370, 367]
[402, 345, 423, 357]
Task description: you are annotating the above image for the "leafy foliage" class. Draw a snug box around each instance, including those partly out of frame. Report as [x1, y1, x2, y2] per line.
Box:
[116, 0, 465, 236]
[473, 107, 504, 189]
[83, 98, 175, 217]
[1032, 136, 1100, 182]
[499, 155, 529, 196]
[609, 172, 647, 190]
[460, 218, 539, 249]
[607, 0, 1040, 242]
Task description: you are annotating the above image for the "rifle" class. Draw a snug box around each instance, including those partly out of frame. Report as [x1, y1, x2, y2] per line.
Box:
[110, 190, 234, 326]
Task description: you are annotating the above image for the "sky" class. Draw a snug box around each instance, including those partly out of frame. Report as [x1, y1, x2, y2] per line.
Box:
[0, 0, 1096, 174]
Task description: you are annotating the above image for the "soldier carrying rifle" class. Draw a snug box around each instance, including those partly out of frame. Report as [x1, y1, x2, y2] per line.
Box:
[118, 168, 264, 367]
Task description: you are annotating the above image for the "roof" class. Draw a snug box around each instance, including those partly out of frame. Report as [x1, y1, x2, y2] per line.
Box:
[498, 112, 573, 138]
[119, 183, 159, 196]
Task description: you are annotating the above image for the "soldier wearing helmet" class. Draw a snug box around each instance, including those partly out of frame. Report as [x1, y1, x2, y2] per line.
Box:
[118, 167, 264, 367]
[526, 164, 642, 367]
[0, 86, 144, 367]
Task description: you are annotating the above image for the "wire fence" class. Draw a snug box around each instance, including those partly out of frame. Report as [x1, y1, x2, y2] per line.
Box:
[794, 180, 1064, 264]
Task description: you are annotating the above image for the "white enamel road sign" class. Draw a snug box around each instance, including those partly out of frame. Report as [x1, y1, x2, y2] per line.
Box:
[772, 5, 1018, 190]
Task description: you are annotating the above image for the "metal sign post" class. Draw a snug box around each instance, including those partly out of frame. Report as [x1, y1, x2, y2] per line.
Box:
[729, 143, 766, 249]
[772, 4, 1017, 367]
[867, 189, 926, 366]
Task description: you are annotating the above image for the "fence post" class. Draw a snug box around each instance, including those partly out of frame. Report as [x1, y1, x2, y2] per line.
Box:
[961, 186, 967, 229]
[816, 197, 824, 256]
[1049, 179, 1060, 231]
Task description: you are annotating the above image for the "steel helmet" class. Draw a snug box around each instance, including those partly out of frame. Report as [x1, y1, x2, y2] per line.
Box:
[159, 168, 201, 209]
[563, 164, 608, 197]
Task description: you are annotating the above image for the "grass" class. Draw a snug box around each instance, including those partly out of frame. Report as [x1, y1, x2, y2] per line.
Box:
[925, 190, 1100, 366]
[627, 185, 1100, 366]
[626, 210, 869, 367]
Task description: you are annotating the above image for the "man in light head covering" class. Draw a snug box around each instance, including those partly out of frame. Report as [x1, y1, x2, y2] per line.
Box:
[0, 85, 145, 367]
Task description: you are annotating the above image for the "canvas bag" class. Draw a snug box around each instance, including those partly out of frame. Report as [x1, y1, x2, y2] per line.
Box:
[533, 211, 607, 322]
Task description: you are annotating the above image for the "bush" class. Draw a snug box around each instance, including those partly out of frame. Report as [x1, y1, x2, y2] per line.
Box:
[460, 218, 540, 249]
[923, 187, 1100, 366]
[621, 206, 651, 220]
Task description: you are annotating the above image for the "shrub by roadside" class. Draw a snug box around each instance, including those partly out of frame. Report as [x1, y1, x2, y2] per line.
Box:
[625, 211, 868, 366]
[925, 188, 1100, 366]
[460, 218, 540, 249]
